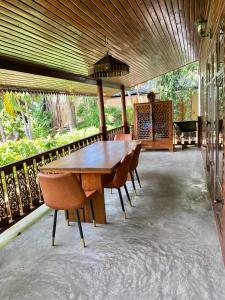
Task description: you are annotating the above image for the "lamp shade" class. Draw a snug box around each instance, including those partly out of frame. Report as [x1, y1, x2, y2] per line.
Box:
[88, 52, 129, 78]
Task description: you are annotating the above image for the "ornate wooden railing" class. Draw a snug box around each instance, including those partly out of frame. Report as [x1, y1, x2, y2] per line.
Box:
[0, 126, 124, 232]
[107, 126, 125, 140]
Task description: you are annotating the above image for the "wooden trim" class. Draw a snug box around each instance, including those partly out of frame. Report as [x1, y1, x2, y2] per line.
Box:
[0, 55, 121, 90]
[120, 85, 129, 133]
[198, 116, 203, 148]
[97, 79, 107, 141]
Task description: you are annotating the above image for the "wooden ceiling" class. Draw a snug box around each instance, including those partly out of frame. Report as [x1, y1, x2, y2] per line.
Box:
[0, 69, 118, 96]
[0, 0, 208, 95]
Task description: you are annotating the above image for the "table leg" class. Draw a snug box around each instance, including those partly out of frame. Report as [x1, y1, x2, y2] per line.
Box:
[81, 173, 106, 224]
[68, 173, 106, 224]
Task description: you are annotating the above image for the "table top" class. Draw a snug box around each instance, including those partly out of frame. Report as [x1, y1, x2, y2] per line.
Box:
[40, 140, 138, 174]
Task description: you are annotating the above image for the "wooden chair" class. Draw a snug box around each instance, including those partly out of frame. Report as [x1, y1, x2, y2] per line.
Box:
[129, 142, 142, 195]
[103, 152, 133, 219]
[38, 173, 97, 248]
[114, 133, 132, 141]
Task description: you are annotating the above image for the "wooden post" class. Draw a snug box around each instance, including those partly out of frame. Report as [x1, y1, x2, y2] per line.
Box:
[197, 116, 203, 148]
[97, 79, 107, 141]
[121, 85, 129, 133]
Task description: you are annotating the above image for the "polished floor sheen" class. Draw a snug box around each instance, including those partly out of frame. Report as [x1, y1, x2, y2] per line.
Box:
[1, 148, 225, 300]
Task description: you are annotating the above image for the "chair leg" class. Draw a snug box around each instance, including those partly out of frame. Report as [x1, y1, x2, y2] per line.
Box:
[118, 188, 127, 219]
[52, 209, 58, 246]
[82, 207, 86, 222]
[76, 209, 85, 248]
[130, 171, 137, 195]
[65, 210, 70, 226]
[89, 200, 96, 227]
[124, 184, 132, 207]
[135, 168, 142, 188]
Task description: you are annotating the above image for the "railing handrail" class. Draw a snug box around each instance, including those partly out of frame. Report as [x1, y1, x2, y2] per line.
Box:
[107, 125, 124, 133]
[0, 132, 102, 171]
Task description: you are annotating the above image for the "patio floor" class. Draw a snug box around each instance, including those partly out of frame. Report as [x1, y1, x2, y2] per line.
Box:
[1, 148, 225, 300]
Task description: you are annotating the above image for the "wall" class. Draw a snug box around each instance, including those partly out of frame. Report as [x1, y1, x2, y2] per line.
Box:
[191, 93, 199, 121]
[105, 92, 199, 121]
[199, 0, 225, 264]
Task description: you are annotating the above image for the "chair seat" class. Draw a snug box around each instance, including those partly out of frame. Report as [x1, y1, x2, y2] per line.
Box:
[85, 190, 97, 198]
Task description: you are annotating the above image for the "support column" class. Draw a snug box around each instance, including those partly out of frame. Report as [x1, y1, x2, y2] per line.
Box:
[97, 79, 107, 141]
[197, 116, 203, 148]
[121, 85, 129, 133]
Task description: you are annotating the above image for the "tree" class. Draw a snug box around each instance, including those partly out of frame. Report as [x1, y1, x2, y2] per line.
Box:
[154, 62, 199, 120]
[0, 98, 6, 142]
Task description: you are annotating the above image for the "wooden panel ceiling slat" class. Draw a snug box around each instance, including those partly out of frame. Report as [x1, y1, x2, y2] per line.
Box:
[53, 0, 160, 69]
[148, 0, 181, 63]
[179, 0, 190, 62]
[2, 0, 160, 77]
[171, 0, 187, 63]
[1, 1, 106, 58]
[157, 0, 183, 64]
[125, 0, 173, 69]
[0, 8, 103, 61]
[0, 0, 208, 93]
[164, 0, 185, 63]
[177, 0, 189, 63]
[79, 0, 162, 63]
[141, 0, 178, 65]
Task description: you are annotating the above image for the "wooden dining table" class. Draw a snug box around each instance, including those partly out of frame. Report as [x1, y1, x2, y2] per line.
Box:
[40, 140, 138, 224]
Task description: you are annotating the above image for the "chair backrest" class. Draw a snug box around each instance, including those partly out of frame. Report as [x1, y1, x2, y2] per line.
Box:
[38, 173, 86, 210]
[130, 142, 142, 171]
[111, 152, 133, 188]
[114, 133, 132, 141]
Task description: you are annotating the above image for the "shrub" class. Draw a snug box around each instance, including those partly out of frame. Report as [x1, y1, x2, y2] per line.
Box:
[0, 127, 99, 166]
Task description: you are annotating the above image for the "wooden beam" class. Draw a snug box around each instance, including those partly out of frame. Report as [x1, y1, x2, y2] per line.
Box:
[0, 56, 121, 90]
[121, 85, 129, 133]
[197, 116, 203, 148]
[97, 79, 107, 141]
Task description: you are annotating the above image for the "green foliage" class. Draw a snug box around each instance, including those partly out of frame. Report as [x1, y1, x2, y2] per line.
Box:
[0, 127, 99, 166]
[127, 106, 134, 125]
[77, 97, 100, 128]
[0, 93, 53, 141]
[105, 106, 122, 127]
[77, 96, 122, 128]
[154, 62, 199, 121]
[31, 101, 53, 139]
[0, 110, 25, 139]
[0, 92, 122, 166]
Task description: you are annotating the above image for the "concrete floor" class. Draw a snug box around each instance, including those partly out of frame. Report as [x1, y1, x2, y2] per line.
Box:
[1, 148, 225, 300]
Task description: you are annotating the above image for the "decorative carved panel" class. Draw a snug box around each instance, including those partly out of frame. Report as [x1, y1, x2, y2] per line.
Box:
[0, 174, 9, 228]
[27, 164, 41, 207]
[153, 102, 170, 139]
[133, 101, 173, 150]
[5, 171, 20, 219]
[16, 166, 31, 213]
[136, 104, 153, 139]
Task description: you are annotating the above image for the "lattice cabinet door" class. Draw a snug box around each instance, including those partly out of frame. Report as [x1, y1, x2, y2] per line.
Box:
[153, 101, 172, 139]
[133, 101, 173, 150]
[134, 103, 153, 139]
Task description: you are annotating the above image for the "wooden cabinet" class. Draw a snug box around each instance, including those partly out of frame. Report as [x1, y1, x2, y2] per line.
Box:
[133, 101, 173, 151]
